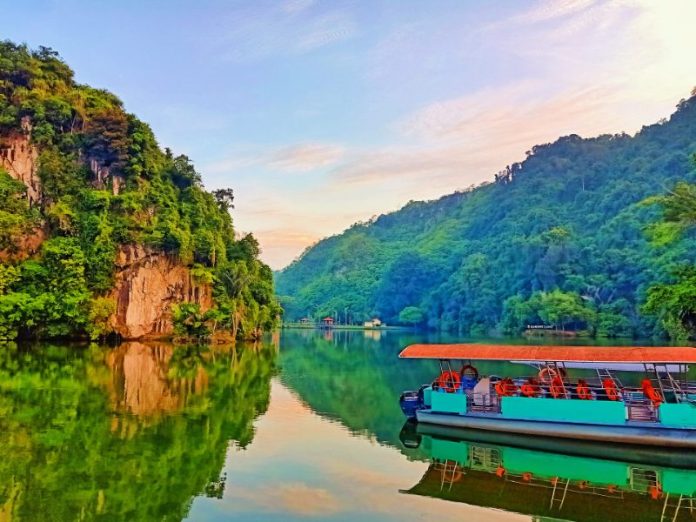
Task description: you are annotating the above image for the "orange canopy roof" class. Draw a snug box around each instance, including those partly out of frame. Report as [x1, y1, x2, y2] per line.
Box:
[398, 344, 696, 364]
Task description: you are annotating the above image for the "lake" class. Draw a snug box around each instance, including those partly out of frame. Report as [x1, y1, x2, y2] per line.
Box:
[1, 329, 694, 521]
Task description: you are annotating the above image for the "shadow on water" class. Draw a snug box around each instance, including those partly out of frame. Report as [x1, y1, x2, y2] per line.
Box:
[0, 340, 277, 521]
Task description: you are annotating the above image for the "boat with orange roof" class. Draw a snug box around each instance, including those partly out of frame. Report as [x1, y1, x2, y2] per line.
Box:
[398, 344, 696, 447]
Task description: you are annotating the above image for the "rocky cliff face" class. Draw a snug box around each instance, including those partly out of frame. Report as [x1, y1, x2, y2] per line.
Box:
[109, 245, 213, 339]
[0, 127, 45, 262]
[0, 128, 215, 340]
[0, 121, 41, 206]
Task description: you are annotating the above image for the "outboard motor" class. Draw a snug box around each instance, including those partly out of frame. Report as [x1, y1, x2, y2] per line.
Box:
[399, 384, 427, 419]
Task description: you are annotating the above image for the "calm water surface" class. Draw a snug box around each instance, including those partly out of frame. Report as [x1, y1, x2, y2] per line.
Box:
[1, 330, 694, 521]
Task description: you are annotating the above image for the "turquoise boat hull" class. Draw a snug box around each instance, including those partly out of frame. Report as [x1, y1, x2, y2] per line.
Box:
[416, 409, 696, 448]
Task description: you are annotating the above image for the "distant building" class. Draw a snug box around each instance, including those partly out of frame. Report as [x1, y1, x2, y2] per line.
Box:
[363, 318, 383, 328]
[321, 316, 335, 328]
[299, 317, 310, 324]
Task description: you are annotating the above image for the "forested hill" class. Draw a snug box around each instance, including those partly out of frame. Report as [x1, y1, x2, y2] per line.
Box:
[276, 95, 696, 337]
[0, 42, 280, 341]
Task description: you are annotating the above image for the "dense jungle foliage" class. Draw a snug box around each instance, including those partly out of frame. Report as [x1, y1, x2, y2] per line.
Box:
[277, 94, 696, 338]
[642, 182, 696, 339]
[0, 42, 281, 340]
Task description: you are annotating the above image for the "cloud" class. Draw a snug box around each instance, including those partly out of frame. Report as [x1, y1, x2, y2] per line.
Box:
[253, 228, 322, 268]
[328, 0, 696, 191]
[204, 142, 344, 175]
[328, 82, 624, 190]
[492, 0, 604, 28]
[209, 3, 356, 62]
[282, 0, 316, 14]
[269, 143, 345, 172]
[295, 11, 357, 52]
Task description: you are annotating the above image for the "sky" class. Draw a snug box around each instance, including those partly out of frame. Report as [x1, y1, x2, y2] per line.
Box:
[2, 0, 696, 269]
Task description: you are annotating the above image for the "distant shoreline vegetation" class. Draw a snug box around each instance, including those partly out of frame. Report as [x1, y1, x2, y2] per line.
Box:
[276, 92, 696, 341]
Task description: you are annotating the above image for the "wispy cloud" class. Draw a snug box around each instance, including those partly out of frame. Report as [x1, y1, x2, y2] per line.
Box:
[269, 143, 345, 171]
[328, 83, 623, 188]
[282, 0, 316, 15]
[209, 2, 356, 62]
[205, 142, 344, 175]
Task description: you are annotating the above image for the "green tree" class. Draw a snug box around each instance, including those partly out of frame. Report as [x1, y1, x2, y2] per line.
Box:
[642, 177, 696, 338]
[398, 306, 425, 327]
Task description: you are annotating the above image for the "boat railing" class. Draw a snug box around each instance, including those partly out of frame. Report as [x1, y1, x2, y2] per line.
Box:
[466, 392, 501, 414]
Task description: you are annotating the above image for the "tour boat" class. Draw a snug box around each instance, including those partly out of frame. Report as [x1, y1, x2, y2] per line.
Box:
[398, 344, 696, 448]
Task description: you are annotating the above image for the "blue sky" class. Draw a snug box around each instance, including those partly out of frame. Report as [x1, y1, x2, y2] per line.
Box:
[2, 0, 696, 268]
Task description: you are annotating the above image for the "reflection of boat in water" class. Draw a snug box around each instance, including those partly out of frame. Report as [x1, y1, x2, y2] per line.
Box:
[399, 344, 696, 447]
[400, 421, 696, 522]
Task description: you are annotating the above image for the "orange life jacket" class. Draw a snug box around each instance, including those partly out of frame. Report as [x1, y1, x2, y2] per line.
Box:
[603, 378, 620, 401]
[576, 379, 592, 400]
[642, 378, 663, 408]
[495, 378, 518, 397]
[521, 379, 540, 398]
[550, 375, 567, 399]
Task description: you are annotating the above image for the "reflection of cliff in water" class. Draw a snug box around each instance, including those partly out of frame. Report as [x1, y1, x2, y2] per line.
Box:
[0, 341, 276, 521]
[403, 428, 696, 522]
[106, 342, 209, 417]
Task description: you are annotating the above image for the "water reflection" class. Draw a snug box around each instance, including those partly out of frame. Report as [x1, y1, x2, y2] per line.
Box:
[401, 423, 696, 522]
[2, 330, 696, 521]
[0, 341, 276, 521]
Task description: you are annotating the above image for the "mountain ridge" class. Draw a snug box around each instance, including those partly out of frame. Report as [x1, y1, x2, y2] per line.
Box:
[276, 94, 696, 337]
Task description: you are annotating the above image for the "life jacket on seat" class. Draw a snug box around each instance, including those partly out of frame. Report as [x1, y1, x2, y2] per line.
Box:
[550, 375, 567, 399]
[520, 378, 540, 398]
[602, 378, 620, 401]
[495, 377, 518, 397]
[576, 379, 592, 400]
[642, 378, 663, 408]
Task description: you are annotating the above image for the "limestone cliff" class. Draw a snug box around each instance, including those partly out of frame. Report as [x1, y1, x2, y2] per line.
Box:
[0, 120, 41, 206]
[0, 127, 45, 262]
[109, 245, 213, 339]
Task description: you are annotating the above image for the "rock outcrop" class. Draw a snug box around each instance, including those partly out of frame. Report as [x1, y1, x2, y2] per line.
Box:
[109, 245, 213, 339]
[0, 120, 41, 206]
[0, 227, 46, 263]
